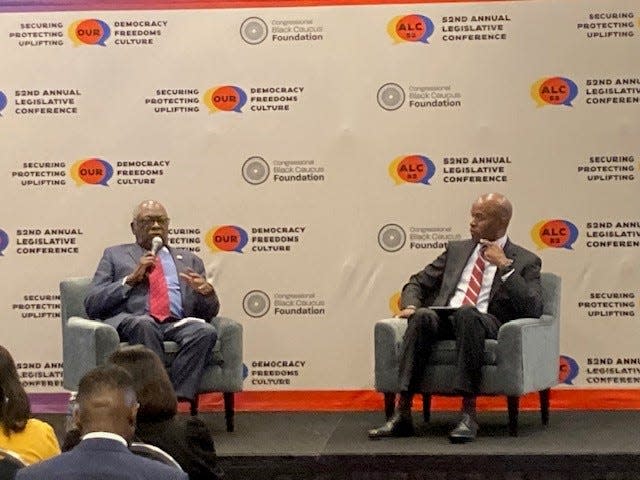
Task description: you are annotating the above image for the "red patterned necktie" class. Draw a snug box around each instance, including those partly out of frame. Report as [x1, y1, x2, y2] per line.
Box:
[148, 256, 171, 322]
[462, 254, 486, 306]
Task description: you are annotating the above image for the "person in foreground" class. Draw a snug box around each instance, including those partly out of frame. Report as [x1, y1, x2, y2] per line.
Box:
[84, 199, 220, 402]
[63, 346, 224, 479]
[117, 346, 224, 479]
[0, 345, 60, 465]
[16, 364, 187, 480]
[368, 193, 543, 443]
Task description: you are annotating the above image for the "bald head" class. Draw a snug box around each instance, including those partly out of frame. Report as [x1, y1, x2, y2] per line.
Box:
[130, 200, 170, 250]
[76, 365, 138, 442]
[469, 193, 512, 242]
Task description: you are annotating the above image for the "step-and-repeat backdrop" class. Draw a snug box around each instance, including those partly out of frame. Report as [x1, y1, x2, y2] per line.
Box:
[0, 0, 638, 399]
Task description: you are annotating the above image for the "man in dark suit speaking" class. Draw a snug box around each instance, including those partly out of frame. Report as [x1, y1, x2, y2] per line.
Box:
[17, 365, 187, 480]
[369, 193, 543, 443]
[84, 200, 219, 402]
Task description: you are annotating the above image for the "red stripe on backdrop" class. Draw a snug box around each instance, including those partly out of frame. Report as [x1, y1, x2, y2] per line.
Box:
[0, 0, 528, 13]
[184, 389, 640, 412]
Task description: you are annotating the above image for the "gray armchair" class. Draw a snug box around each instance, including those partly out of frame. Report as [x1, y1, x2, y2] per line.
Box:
[60, 277, 243, 431]
[374, 272, 560, 436]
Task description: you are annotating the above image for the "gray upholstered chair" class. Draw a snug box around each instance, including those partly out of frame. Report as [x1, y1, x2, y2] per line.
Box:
[129, 443, 183, 470]
[374, 272, 560, 436]
[60, 277, 243, 432]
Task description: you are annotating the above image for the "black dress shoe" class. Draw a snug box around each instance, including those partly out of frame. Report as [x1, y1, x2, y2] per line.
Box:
[448, 413, 478, 443]
[368, 412, 415, 439]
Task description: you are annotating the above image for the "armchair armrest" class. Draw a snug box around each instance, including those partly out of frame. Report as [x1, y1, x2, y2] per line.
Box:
[374, 317, 407, 392]
[209, 316, 243, 391]
[496, 314, 559, 395]
[62, 316, 120, 390]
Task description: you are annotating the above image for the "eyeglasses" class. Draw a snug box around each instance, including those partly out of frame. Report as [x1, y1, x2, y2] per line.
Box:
[136, 216, 169, 226]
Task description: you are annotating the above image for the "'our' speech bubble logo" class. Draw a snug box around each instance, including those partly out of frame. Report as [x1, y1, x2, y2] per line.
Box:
[388, 155, 436, 185]
[389, 291, 401, 316]
[203, 86, 247, 113]
[531, 76, 578, 107]
[530, 219, 579, 250]
[0, 91, 7, 115]
[68, 19, 111, 46]
[0, 229, 9, 256]
[205, 225, 248, 253]
[387, 15, 434, 44]
[70, 158, 113, 186]
[559, 355, 579, 385]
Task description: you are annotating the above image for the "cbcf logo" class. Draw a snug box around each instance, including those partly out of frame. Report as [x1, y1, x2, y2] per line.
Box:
[240, 17, 268, 45]
[387, 14, 434, 44]
[203, 86, 247, 113]
[68, 19, 111, 46]
[0, 91, 7, 115]
[389, 155, 436, 185]
[378, 224, 406, 252]
[205, 225, 248, 253]
[70, 158, 113, 186]
[559, 355, 579, 385]
[531, 219, 579, 250]
[243, 290, 270, 318]
[0, 229, 9, 256]
[242, 156, 270, 185]
[531, 77, 578, 107]
[377, 83, 405, 111]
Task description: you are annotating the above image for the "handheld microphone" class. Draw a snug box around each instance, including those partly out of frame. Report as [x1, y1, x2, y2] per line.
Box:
[151, 236, 163, 255]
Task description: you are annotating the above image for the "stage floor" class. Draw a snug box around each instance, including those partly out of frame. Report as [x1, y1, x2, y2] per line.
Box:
[39, 410, 640, 479]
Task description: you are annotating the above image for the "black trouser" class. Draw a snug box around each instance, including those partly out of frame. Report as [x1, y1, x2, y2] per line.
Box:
[397, 305, 501, 395]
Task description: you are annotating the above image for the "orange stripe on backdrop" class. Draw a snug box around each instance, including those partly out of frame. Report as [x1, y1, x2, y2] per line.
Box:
[183, 389, 640, 412]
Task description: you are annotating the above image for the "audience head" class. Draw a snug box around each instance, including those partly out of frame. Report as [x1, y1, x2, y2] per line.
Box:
[469, 192, 513, 242]
[76, 365, 138, 442]
[108, 346, 177, 422]
[130, 200, 170, 250]
[0, 345, 30, 436]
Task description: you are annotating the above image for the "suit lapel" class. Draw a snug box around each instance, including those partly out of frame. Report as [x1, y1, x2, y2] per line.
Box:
[127, 243, 145, 264]
[489, 239, 516, 301]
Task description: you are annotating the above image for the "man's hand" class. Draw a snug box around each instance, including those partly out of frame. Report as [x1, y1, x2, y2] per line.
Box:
[479, 239, 513, 269]
[396, 307, 416, 318]
[125, 252, 156, 286]
[180, 268, 215, 296]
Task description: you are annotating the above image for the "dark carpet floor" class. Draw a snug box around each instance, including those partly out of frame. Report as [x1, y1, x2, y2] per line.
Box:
[37, 410, 640, 480]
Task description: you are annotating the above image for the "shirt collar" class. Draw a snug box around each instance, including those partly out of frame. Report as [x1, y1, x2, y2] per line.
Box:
[495, 234, 508, 249]
[82, 432, 128, 446]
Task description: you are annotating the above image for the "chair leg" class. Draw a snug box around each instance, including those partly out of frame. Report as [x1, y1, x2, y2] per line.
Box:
[383, 392, 395, 419]
[189, 395, 199, 416]
[422, 393, 431, 423]
[507, 396, 519, 437]
[539, 388, 550, 426]
[224, 392, 235, 432]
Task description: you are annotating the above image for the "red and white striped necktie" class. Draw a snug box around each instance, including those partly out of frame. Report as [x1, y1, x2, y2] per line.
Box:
[462, 255, 486, 306]
[148, 256, 171, 322]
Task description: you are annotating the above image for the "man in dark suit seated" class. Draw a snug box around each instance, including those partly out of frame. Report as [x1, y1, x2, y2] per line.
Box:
[84, 200, 220, 402]
[16, 365, 187, 480]
[368, 193, 543, 443]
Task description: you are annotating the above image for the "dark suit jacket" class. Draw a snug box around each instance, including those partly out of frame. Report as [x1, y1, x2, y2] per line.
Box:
[401, 238, 543, 322]
[135, 416, 224, 480]
[16, 438, 187, 480]
[84, 243, 220, 328]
